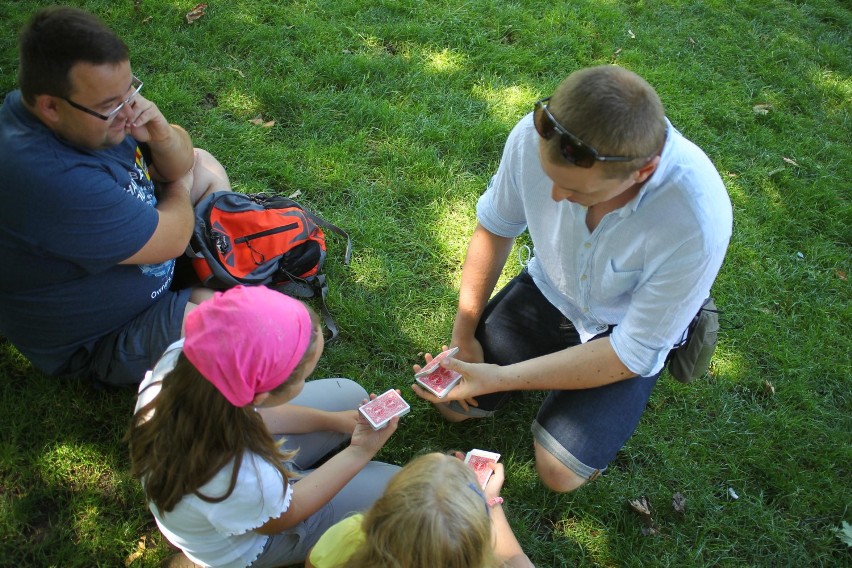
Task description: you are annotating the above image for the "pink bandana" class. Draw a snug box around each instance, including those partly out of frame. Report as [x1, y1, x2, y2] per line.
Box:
[183, 286, 313, 407]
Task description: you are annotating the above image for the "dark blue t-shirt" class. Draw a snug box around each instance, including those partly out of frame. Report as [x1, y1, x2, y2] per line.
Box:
[0, 90, 174, 375]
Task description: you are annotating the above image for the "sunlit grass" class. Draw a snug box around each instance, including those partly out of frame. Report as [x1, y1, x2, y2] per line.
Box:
[0, 0, 850, 566]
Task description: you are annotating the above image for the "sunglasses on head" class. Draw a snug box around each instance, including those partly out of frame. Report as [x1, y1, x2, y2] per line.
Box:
[533, 97, 640, 168]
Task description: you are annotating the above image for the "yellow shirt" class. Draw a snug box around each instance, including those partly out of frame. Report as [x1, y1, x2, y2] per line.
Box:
[308, 513, 365, 567]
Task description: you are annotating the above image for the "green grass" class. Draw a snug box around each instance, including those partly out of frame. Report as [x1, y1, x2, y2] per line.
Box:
[1, 0, 850, 566]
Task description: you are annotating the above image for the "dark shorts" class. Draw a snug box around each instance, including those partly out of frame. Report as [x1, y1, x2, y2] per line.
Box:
[61, 289, 192, 387]
[449, 270, 659, 478]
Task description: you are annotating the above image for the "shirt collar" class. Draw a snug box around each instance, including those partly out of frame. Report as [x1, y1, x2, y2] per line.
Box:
[620, 118, 673, 216]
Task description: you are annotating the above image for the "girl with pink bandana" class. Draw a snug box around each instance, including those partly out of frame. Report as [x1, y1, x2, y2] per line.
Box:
[126, 285, 401, 567]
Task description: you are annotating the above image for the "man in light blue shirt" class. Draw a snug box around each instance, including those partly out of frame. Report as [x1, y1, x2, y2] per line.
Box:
[413, 65, 733, 492]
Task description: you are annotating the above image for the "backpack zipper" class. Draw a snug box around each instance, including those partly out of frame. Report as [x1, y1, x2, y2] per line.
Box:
[234, 223, 299, 243]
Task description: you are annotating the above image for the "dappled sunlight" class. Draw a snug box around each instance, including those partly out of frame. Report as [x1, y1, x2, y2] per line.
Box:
[349, 251, 389, 291]
[805, 65, 852, 123]
[74, 502, 105, 542]
[711, 348, 748, 384]
[424, 48, 465, 74]
[555, 516, 615, 565]
[721, 174, 747, 205]
[426, 198, 478, 256]
[2, 0, 849, 565]
[472, 83, 539, 125]
[1, 341, 31, 370]
[36, 443, 120, 490]
[217, 89, 263, 121]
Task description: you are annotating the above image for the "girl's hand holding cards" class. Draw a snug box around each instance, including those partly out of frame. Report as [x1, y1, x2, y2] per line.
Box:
[350, 391, 403, 456]
[464, 449, 501, 489]
[358, 389, 410, 430]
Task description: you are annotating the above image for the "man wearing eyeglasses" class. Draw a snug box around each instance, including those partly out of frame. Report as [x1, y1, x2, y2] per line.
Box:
[0, 7, 231, 386]
[413, 65, 732, 493]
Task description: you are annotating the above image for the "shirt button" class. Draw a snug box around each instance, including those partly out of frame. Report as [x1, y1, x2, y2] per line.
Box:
[581, 275, 588, 281]
[584, 242, 592, 248]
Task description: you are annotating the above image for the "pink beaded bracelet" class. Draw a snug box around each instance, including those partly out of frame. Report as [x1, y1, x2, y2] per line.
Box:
[487, 497, 504, 507]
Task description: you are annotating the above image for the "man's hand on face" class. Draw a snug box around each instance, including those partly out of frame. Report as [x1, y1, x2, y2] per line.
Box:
[124, 94, 172, 144]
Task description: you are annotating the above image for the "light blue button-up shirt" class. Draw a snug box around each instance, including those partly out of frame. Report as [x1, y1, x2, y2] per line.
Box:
[477, 114, 733, 376]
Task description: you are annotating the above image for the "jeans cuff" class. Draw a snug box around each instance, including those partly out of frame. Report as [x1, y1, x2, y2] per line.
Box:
[531, 419, 603, 480]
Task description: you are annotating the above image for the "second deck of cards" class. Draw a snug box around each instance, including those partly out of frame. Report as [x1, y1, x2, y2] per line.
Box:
[414, 347, 462, 398]
[359, 389, 410, 430]
[464, 449, 501, 489]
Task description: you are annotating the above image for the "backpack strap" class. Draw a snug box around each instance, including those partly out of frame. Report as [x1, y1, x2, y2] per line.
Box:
[272, 274, 340, 344]
[305, 211, 352, 265]
[314, 274, 340, 343]
[667, 297, 720, 353]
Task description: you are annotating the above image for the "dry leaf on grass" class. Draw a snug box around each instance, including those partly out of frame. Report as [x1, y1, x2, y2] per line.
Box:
[628, 496, 661, 535]
[836, 270, 847, 281]
[753, 103, 772, 115]
[763, 380, 776, 396]
[629, 496, 652, 516]
[782, 157, 800, 167]
[186, 3, 207, 24]
[672, 492, 686, 514]
[124, 536, 147, 566]
[628, 29, 636, 39]
[249, 116, 275, 128]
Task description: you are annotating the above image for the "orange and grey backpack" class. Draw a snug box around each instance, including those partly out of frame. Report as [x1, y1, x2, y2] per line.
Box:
[187, 191, 351, 341]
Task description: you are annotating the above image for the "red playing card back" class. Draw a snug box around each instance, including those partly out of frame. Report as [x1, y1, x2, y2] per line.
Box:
[464, 449, 501, 489]
[359, 389, 410, 430]
[414, 346, 459, 378]
[415, 366, 462, 398]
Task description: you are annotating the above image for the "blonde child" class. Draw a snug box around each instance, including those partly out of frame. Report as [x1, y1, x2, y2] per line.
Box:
[126, 285, 401, 567]
[306, 452, 535, 568]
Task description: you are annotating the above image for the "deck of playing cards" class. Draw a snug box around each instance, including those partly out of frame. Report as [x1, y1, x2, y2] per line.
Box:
[414, 347, 462, 398]
[358, 389, 410, 430]
[464, 449, 501, 489]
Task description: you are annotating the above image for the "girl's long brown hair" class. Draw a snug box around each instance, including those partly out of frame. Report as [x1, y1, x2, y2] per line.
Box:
[125, 306, 322, 513]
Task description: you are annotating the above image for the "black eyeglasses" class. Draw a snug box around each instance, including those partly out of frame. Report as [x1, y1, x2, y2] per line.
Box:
[533, 97, 640, 168]
[62, 75, 143, 121]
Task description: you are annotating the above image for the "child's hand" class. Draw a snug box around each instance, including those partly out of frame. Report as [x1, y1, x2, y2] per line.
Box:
[350, 393, 399, 457]
[483, 462, 506, 500]
[330, 410, 360, 435]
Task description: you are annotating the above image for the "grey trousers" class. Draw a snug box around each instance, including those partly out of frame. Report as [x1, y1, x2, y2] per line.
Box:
[250, 378, 400, 567]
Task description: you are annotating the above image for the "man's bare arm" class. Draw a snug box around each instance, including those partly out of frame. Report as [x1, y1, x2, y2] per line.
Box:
[119, 170, 194, 265]
[451, 223, 515, 358]
[414, 338, 636, 404]
[126, 94, 194, 182]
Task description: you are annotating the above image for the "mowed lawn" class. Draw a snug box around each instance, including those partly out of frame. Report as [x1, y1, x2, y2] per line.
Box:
[0, 0, 849, 566]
